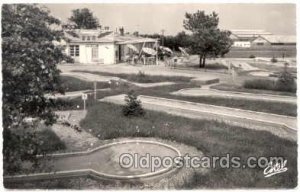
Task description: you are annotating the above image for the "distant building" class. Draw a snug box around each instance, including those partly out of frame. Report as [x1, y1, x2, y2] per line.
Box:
[62, 27, 158, 64]
[251, 35, 296, 47]
[230, 29, 273, 48]
[230, 29, 296, 48]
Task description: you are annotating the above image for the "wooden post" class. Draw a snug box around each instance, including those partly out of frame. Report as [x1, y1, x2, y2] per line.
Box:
[155, 40, 158, 65]
[83, 99, 86, 111]
[82, 93, 87, 111]
[94, 81, 97, 100]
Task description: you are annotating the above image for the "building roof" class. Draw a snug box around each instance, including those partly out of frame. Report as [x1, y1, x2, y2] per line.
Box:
[231, 29, 273, 38]
[114, 35, 157, 44]
[258, 35, 296, 44]
[64, 29, 157, 44]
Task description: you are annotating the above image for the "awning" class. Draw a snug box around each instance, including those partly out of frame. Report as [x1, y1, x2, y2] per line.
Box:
[160, 46, 173, 54]
[179, 47, 189, 56]
[126, 44, 139, 53]
[142, 47, 157, 56]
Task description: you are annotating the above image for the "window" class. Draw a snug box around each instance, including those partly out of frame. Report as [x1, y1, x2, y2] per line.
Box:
[87, 36, 90, 41]
[70, 45, 79, 56]
[82, 36, 86, 41]
[92, 36, 96, 41]
[256, 43, 264, 46]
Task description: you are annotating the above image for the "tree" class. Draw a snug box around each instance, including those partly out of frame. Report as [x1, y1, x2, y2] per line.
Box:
[122, 90, 145, 117]
[69, 8, 99, 29]
[2, 4, 67, 174]
[184, 11, 233, 68]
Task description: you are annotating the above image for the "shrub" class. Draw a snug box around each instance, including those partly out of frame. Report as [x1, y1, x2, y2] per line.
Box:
[249, 55, 256, 58]
[128, 71, 151, 83]
[37, 128, 66, 152]
[122, 90, 145, 117]
[243, 79, 275, 90]
[271, 57, 278, 63]
[275, 63, 296, 92]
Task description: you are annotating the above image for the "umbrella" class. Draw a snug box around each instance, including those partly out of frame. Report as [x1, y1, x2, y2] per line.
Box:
[142, 47, 157, 56]
[126, 44, 139, 53]
[160, 46, 173, 54]
[179, 47, 189, 56]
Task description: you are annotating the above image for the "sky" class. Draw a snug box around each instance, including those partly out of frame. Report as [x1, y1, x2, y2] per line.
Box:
[44, 3, 296, 36]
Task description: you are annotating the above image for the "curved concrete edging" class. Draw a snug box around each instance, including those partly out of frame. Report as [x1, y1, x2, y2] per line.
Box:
[140, 95, 296, 120]
[139, 95, 297, 131]
[4, 140, 182, 183]
[177, 87, 297, 100]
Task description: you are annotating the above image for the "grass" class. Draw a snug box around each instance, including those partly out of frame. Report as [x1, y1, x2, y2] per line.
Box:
[73, 70, 192, 83]
[243, 79, 276, 90]
[61, 76, 109, 92]
[211, 83, 296, 97]
[243, 79, 296, 93]
[52, 82, 297, 117]
[78, 102, 297, 188]
[132, 84, 297, 117]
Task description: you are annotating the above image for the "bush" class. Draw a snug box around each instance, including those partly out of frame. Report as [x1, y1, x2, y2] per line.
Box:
[275, 64, 296, 92]
[243, 79, 275, 90]
[271, 57, 278, 63]
[122, 90, 145, 117]
[37, 128, 66, 152]
[128, 71, 151, 83]
[249, 55, 256, 58]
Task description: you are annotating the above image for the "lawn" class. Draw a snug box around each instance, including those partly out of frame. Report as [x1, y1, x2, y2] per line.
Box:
[72, 70, 193, 83]
[6, 102, 297, 188]
[61, 76, 110, 92]
[133, 84, 297, 117]
[78, 102, 297, 188]
[52, 82, 297, 117]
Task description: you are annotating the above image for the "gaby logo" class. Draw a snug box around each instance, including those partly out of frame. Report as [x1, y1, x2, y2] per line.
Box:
[263, 160, 288, 178]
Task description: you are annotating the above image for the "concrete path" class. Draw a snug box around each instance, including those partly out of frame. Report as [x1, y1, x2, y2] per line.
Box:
[172, 88, 296, 104]
[100, 94, 297, 141]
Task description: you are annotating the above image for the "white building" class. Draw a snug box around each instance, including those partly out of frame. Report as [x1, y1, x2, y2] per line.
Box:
[230, 29, 273, 48]
[63, 28, 158, 64]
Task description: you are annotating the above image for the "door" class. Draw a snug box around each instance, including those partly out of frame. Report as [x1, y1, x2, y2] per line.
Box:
[92, 45, 99, 61]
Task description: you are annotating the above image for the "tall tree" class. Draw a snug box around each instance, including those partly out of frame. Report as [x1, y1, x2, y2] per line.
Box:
[69, 8, 99, 29]
[184, 11, 232, 68]
[2, 4, 66, 174]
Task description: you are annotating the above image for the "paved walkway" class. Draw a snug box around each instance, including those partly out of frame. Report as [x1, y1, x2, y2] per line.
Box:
[100, 94, 297, 141]
[172, 88, 296, 104]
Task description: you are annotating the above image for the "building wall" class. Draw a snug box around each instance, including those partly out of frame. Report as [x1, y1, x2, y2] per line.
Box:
[251, 37, 271, 47]
[66, 43, 116, 64]
[98, 43, 115, 64]
[233, 41, 251, 48]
